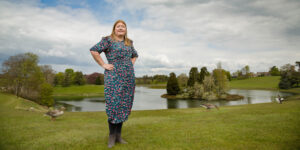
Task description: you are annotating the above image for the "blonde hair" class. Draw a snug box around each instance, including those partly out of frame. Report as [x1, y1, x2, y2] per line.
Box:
[110, 20, 132, 46]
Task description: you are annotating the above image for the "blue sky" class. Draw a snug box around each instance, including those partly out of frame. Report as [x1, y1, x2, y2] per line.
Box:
[0, 0, 299, 77]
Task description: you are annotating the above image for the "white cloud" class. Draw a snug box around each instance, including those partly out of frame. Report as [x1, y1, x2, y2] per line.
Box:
[0, 0, 299, 77]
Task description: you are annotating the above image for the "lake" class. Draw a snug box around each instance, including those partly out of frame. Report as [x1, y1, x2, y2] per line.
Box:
[55, 86, 294, 112]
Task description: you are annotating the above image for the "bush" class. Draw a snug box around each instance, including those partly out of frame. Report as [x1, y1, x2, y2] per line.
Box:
[39, 82, 54, 107]
[167, 72, 180, 95]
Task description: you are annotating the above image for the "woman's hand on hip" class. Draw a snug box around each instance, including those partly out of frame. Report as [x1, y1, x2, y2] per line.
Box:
[102, 63, 114, 71]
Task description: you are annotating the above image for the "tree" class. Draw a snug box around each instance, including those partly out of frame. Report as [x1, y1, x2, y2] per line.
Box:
[177, 73, 188, 88]
[95, 74, 104, 85]
[296, 61, 300, 72]
[199, 67, 210, 84]
[279, 63, 300, 89]
[153, 74, 168, 83]
[203, 75, 215, 93]
[1, 52, 54, 106]
[54, 72, 64, 86]
[2, 53, 43, 98]
[187, 67, 198, 87]
[40, 65, 55, 85]
[73, 71, 86, 85]
[167, 72, 180, 95]
[62, 68, 74, 87]
[212, 63, 229, 95]
[225, 71, 232, 81]
[269, 66, 280, 76]
[241, 65, 250, 78]
[39, 82, 54, 107]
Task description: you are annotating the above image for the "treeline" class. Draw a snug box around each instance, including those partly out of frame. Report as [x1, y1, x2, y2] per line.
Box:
[136, 74, 169, 84]
[278, 63, 300, 89]
[166, 61, 300, 99]
[0, 53, 55, 106]
[0, 52, 105, 107]
[54, 69, 86, 87]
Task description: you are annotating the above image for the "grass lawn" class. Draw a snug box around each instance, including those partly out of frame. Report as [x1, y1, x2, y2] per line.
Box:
[1, 92, 300, 150]
[53, 84, 104, 100]
[229, 76, 281, 90]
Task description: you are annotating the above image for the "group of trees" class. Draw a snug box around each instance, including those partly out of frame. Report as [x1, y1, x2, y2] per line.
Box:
[136, 74, 169, 84]
[85, 72, 104, 85]
[0, 53, 54, 106]
[0, 52, 90, 107]
[166, 62, 230, 100]
[279, 63, 300, 89]
[53, 69, 86, 87]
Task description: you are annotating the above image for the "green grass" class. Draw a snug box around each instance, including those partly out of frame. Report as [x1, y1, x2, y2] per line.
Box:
[1, 92, 300, 150]
[53, 84, 104, 100]
[229, 76, 281, 90]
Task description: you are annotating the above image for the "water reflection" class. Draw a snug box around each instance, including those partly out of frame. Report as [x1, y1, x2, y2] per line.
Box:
[55, 86, 294, 112]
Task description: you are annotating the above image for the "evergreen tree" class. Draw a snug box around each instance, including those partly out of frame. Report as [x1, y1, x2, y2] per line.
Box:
[187, 67, 198, 87]
[199, 67, 210, 84]
[167, 72, 180, 95]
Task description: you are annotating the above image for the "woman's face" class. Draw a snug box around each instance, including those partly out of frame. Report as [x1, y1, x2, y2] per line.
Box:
[114, 22, 126, 37]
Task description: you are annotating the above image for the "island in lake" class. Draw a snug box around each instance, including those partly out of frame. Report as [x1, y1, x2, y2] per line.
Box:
[161, 65, 244, 101]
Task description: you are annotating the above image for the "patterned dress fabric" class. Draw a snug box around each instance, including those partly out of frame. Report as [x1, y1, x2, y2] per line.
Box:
[90, 36, 138, 124]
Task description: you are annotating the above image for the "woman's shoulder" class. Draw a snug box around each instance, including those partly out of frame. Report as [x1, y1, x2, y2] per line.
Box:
[102, 36, 112, 42]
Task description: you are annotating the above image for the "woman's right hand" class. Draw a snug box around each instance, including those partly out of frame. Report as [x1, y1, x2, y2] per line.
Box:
[102, 63, 114, 71]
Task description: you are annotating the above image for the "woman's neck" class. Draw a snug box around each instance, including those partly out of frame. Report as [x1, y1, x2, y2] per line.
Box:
[115, 35, 124, 41]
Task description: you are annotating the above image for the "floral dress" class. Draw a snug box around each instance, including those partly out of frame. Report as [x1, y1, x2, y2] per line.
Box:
[90, 36, 138, 124]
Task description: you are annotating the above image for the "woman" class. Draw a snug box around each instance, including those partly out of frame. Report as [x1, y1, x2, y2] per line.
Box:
[89, 20, 138, 148]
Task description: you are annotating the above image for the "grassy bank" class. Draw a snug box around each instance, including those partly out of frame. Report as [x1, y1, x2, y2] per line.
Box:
[1, 92, 300, 150]
[229, 76, 300, 96]
[229, 76, 281, 90]
[53, 84, 104, 100]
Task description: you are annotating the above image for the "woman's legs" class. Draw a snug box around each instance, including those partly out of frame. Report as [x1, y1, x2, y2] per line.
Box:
[108, 121, 127, 148]
[115, 122, 128, 144]
[108, 121, 117, 148]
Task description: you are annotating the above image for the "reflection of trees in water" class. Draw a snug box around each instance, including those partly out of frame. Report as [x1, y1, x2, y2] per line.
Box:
[187, 100, 202, 108]
[55, 102, 82, 112]
[75, 106, 82, 111]
[247, 97, 252, 104]
[167, 99, 179, 109]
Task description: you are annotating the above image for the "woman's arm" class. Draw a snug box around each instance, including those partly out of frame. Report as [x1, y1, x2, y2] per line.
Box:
[90, 51, 114, 70]
[131, 57, 137, 65]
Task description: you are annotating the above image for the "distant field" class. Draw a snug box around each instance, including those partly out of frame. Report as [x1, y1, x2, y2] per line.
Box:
[1, 92, 300, 150]
[229, 76, 281, 90]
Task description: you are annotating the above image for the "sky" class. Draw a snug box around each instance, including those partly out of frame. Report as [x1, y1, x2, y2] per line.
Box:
[0, 0, 299, 77]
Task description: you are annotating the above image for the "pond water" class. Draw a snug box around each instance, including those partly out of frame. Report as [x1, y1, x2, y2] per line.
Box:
[55, 86, 294, 112]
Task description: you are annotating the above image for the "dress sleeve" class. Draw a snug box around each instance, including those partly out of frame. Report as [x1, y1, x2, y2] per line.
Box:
[90, 37, 110, 54]
[131, 41, 139, 58]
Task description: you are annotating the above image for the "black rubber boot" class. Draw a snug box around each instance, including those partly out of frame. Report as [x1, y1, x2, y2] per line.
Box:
[115, 122, 128, 144]
[108, 121, 116, 148]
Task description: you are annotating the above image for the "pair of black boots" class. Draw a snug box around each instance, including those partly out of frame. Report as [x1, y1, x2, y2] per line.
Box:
[108, 121, 128, 148]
